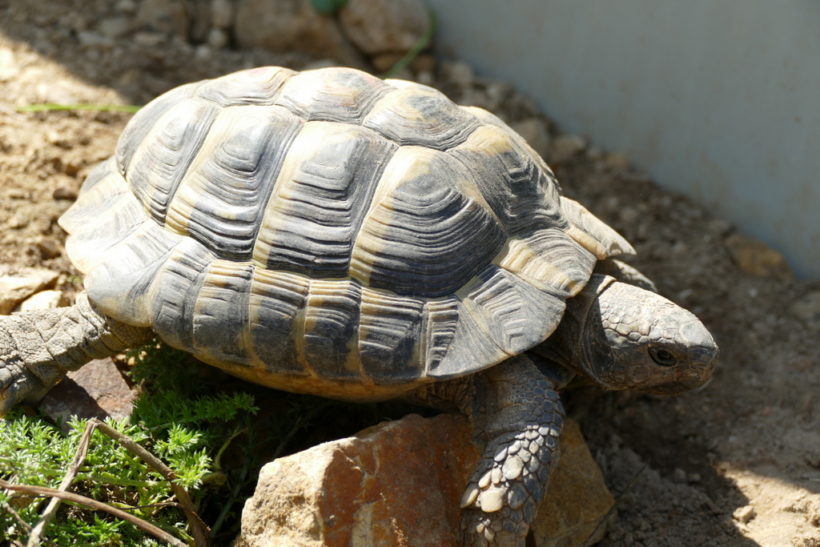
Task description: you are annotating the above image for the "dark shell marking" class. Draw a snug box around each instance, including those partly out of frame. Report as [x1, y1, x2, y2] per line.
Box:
[60, 67, 630, 400]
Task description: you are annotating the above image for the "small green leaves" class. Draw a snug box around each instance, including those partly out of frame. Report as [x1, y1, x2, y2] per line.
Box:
[311, 0, 348, 15]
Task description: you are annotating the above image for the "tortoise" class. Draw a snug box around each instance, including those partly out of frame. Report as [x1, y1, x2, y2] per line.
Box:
[0, 66, 717, 545]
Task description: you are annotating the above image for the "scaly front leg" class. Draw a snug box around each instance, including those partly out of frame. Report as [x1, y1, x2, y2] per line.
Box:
[0, 292, 152, 416]
[459, 355, 563, 546]
[410, 354, 564, 546]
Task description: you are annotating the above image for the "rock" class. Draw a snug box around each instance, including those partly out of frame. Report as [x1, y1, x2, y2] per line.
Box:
[35, 239, 62, 260]
[510, 117, 552, 159]
[211, 0, 234, 28]
[188, 0, 212, 43]
[133, 31, 166, 48]
[790, 290, 820, 325]
[16, 289, 64, 312]
[234, 0, 364, 67]
[529, 420, 614, 546]
[0, 48, 20, 82]
[602, 151, 631, 172]
[77, 31, 114, 48]
[371, 53, 403, 73]
[441, 61, 475, 90]
[549, 134, 586, 165]
[136, 0, 188, 39]
[733, 505, 756, 524]
[411, 54, 435, 74]
[52, 186, 78, 200]
[236, 414, 613, 546]
[39, 358, 137, 425]
[0, 267, 59, 314]
[207, 27, 229, 49]
[116, 0, 136, 14]
[338, 0, 431, 56]
[98, 16, 133, 39]
[724, 233, 793, 279]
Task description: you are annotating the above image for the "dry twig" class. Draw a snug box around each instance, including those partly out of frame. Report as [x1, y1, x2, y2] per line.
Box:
[0, 479, 187, 547]
[89, 418, 210, 546]
[26, 419, 97, 547]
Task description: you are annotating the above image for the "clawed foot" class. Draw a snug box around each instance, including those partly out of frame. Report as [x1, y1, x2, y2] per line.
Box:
[459, 432, 549, 546]
[461, 506, 529, 546]
[0, 358, 54, 417]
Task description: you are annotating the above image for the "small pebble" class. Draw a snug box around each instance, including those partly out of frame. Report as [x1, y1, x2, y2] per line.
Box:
[549, 134, 586, 164]
[207, 27, 228, 49]
[442, 61, 474, 89]
[211, 0, 234, 28]
[510, 118, 551, 159]
[734, 505, 756, 524]
[17, 289, 64, 311]
[53, 186, 78, 200]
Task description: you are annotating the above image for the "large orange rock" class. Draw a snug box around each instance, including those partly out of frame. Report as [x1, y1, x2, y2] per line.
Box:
[236, 414, 613, 546]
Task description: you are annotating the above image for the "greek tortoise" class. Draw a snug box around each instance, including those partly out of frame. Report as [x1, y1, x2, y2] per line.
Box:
[0, 66, 717, 545]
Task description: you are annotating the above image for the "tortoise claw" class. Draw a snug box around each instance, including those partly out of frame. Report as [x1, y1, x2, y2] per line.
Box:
[0, 359, 50, 417]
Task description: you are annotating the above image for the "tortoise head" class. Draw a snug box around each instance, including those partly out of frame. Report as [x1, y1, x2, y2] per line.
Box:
[562, 275, 718, 395]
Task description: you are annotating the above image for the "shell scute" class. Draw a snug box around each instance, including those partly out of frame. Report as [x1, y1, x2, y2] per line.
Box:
[253, 122, 395, 277]
[247, 269, 310, 375]
[164, 105, 302, 259]
[363, 84, 479, 149]
[276, 67, 387, 122]
[196, 66, 295, 106]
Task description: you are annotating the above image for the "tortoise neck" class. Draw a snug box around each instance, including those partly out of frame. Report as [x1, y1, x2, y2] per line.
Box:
[531, 274, 615, 374]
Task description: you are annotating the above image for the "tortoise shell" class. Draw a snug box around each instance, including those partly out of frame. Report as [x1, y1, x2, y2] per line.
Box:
[59, 66, 633, 401]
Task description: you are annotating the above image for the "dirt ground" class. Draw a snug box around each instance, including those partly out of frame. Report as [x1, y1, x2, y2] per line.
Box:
[0, 1, 818, 545]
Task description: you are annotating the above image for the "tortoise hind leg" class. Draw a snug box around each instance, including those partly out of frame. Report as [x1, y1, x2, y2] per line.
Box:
[0, 292, 152, 416]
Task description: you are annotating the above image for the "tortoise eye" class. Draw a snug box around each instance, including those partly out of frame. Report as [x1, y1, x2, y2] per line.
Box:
[649, 347, 677, 367]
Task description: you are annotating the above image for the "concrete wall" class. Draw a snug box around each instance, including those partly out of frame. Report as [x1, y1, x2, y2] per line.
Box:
[427, 0, 820, 278]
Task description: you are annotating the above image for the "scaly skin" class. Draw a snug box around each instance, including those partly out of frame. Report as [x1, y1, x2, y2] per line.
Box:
[0, 292, 152, 415]
[412, 355, 563, 546]
[413, 276, 718, 546]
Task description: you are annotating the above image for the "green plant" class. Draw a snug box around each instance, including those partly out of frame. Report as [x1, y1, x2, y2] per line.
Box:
[1, 340, 424, 544]
[311, 0, 348, 14]
[0, 342, 258, 545]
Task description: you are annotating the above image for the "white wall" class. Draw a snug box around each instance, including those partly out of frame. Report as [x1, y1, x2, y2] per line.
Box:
[428, 0, 820, 278]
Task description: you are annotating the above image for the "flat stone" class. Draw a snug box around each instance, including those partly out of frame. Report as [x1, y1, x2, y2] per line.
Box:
[0, 267, 59, 314]
[529, 420, 615, 546]
[724, 233, 793, 279]
[39, 358, 137, 425]
[236, 414, 613, 546]
[16, 289, 64, 312]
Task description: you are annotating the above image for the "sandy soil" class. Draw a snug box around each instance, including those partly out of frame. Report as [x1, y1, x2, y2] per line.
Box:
[0, 1, 818, 545]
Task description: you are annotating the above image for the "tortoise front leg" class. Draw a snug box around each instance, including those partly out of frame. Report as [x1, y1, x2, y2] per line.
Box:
[459, 355, 564, 546]
[0, 292, 152, 416]
[412, 354, 564, 546]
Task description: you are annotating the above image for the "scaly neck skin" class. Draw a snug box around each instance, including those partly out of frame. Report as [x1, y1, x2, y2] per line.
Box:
[530, 275, 613, 383]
